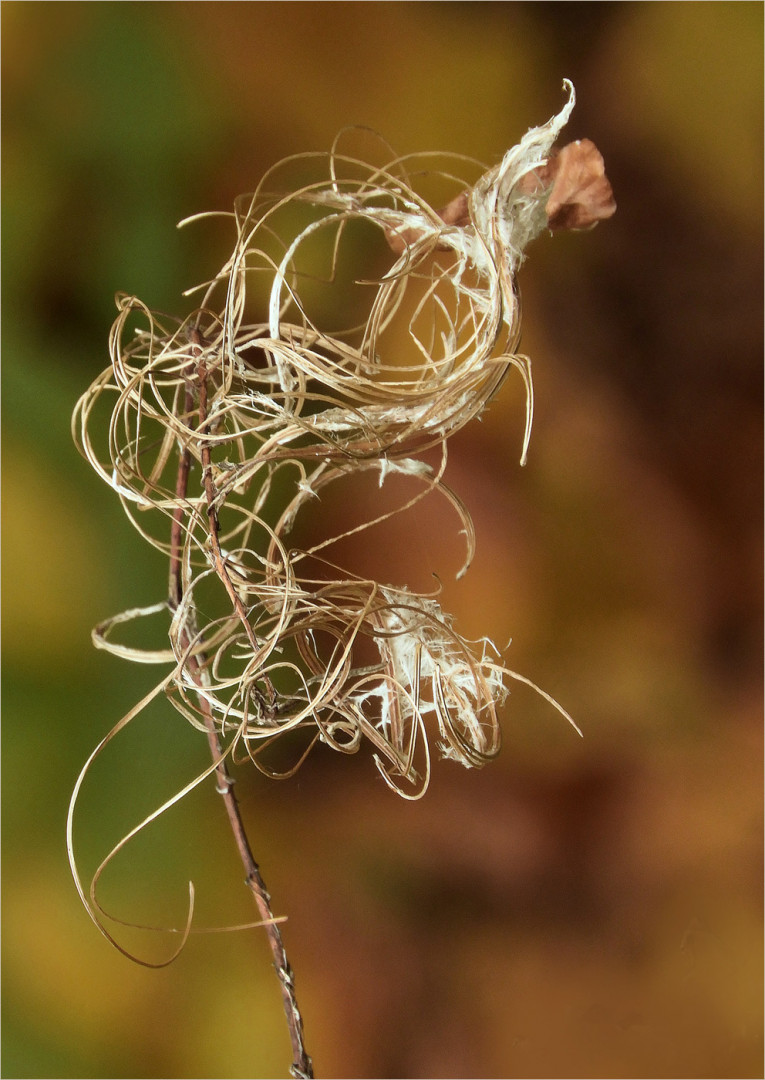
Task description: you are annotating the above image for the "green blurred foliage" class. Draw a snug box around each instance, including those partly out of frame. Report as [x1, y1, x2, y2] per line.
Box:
[3, 3, 762, 1079]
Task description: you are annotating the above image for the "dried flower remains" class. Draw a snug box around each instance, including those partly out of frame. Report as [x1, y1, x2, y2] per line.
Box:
[70, 81, 613, 943]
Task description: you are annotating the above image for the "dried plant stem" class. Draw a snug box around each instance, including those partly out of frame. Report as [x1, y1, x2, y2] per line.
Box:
[71, 94, 611, 1077]
[167, 335, 312, 1080]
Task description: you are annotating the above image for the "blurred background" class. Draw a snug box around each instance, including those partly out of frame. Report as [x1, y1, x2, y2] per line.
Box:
[2, 3, 762, 1078]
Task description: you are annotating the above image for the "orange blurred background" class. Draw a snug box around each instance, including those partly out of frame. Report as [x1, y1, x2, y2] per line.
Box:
[2, 4, 762, 1078]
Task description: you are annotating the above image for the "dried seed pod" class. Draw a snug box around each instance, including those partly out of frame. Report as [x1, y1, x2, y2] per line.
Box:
[73, 82, 601, 818]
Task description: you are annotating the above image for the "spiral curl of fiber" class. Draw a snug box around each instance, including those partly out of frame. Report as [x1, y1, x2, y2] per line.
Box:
[73, 82, 600, 809]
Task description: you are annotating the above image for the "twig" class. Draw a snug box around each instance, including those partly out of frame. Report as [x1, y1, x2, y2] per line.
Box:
[168, 329, 313, 1079]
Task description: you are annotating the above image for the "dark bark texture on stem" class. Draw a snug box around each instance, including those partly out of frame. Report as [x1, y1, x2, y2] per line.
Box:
[168, 331, 313, 1079]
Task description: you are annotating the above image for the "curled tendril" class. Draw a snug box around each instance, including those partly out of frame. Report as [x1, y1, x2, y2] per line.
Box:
[71, 83, 596, 936]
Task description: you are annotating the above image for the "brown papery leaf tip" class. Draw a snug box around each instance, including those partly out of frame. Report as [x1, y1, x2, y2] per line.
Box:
[544, 138, 616, 231]
[437, 190, 471, 229]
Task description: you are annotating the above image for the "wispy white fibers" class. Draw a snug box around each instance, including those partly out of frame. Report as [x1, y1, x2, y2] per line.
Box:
[73, 80, 613, 801]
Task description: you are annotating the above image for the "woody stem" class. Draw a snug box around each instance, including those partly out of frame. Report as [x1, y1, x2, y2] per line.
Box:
[167, 331, 312, 1079]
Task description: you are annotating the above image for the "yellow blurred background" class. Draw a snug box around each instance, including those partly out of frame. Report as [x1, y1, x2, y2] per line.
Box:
[2, 3, 762, 1078]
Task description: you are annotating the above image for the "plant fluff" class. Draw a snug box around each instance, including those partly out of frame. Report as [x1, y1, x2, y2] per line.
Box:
[68, 85, 614, 1073]
[72, 81, 614, 879]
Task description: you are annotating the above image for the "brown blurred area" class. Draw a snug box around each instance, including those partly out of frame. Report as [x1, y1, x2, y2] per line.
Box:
[3, 3, 762, 1078]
